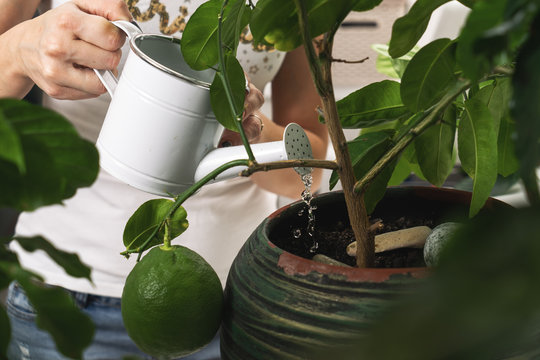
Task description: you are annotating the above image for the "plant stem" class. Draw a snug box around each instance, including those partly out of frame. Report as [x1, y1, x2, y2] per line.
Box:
[122, 159, 251, 260]
[217, 0, 255, 161]
[293, 0, 373, 267]
[162, 220, 171, 249]
[240, 159, 338, 176]
[354, 79, 471, 193]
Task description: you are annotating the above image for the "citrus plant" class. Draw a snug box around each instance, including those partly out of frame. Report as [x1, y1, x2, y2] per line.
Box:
[125, 0, 535, 268]
[122, 0, 540, 356]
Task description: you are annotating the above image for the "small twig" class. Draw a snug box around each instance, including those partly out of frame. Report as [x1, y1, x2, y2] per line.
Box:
[493, 65, 514, 76]
[368, 219, 383, 233]
[354, 79, 472, 193]
[331, 56, 369, 64]
[240, 159, 338, 176]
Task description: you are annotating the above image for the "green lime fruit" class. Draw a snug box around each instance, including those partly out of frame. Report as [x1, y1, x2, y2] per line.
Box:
[121, 245, 223, 359]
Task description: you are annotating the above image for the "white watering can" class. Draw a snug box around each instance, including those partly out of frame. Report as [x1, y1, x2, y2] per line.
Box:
[94, 21, 312, 197]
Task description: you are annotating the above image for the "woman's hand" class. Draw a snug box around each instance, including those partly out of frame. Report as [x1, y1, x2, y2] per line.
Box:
[219, 78, 265, 147]
[0, 0, 132, 99]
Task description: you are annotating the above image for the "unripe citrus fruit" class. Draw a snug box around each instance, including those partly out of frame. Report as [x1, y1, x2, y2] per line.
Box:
[121, 245, 223, 358]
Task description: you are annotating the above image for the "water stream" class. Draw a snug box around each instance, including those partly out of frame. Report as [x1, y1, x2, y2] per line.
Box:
[298, 172, 318, 253]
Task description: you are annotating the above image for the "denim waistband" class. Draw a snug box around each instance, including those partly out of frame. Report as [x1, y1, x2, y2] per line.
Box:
[67, 289, 122, 309]
[12, 281, 121, 309]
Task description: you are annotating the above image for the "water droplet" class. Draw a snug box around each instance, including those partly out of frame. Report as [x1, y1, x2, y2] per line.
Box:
[293, 229, 302, 238]
[298, 208, 305, 216]
[299, 172, 318, 250]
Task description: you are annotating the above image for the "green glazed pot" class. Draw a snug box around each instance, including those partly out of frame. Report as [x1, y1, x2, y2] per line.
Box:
[221, 187, 510, 359]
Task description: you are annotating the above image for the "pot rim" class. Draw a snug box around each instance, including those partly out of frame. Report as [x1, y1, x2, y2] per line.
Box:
[264, 186, 512, 283]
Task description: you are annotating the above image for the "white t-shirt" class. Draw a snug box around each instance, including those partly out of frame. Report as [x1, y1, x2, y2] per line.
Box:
[13, 0, 285, 297]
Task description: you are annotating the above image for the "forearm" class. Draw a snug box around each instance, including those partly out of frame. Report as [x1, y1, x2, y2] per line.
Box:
[0, 0, 40, 98]
[0, 22, 35, 98]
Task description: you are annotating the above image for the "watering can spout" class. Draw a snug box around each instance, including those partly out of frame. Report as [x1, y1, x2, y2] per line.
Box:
[194, 123, 313, 183]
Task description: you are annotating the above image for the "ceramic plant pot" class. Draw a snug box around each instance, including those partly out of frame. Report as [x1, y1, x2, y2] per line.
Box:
[220, 186, 511, 359]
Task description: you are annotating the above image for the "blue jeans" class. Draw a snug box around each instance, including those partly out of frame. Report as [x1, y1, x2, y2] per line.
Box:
[6, 282, 221, 360]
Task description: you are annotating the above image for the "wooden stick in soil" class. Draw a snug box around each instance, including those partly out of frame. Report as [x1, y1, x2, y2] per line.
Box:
[293, 0, 373, 267]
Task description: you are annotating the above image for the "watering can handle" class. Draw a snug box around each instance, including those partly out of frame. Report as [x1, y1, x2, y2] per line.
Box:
[93, 20, 142, 96]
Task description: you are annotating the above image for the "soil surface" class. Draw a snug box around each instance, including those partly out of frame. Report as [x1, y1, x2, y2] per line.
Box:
[273, 216, 435, 268]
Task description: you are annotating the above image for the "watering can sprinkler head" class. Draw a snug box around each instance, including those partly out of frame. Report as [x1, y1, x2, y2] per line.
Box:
[193, 122, 313, 184]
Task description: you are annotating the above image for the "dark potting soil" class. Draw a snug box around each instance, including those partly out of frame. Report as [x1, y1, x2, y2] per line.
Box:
[273, 216, 434, 268]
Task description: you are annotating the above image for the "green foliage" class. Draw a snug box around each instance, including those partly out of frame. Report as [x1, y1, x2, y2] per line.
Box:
[0, 98, 100, 359]
[0, 99, 98, 212]
[330, 131, 396, 213]
[388, 0, 452, 58]
[400, 38, 457, 112]
[13, 236, 91, 281]
[124, 199, 189, 252]
[15, 270, 95, 359]
[336, 80, 410, 129]
[181, 0, 251, 70]
[0, 305, 9, 356]
[372, 44, 418, 79]
[414, 105, 456, 187]
[210, 54, 246, 130]
[511, 11, 540, 205]
[455, 0, 508, 81]
[250, 0, 380, 51]
[181, 0, 250, 130]
[458, 98, 498, 217]
[352, 206, 540, 359]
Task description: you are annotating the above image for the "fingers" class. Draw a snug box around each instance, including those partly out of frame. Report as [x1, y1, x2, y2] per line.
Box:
[243, 81, 264, 119]
[18, 1, 131, 99]
[68, 10, 128, 52]
[72, 0, 132, 22]
[219, 113, 264, 147]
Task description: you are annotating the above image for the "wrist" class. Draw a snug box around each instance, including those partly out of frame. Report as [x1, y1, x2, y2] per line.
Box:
[0, 22, 35, 98]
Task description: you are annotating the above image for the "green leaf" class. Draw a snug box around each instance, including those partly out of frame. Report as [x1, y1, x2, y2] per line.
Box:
[222, 0, 252, 55]
[0, 99, 99, 211]
[400, 38, 457, 112]
[387, 154, 412, 186]
[470, 78, 511, 132]
[15, 269, 94, 359]
[470, 78, 517, 177]
[337, 80, 409, 128]
[180, 0, 222, 70]
[182, 0, 250, 70]
[403, 143, 427, 181]
[415, 105, 457, 187]
[0, 108, 24, 173]
[353, 0, 383, 12]
[458, 98, 498, 217]
[511, 12, 540, 205]
[251, 0, 366, 51]
[0, 305, 9, 358]
[372, 44, 418, 79]
[355, 206, 540, 359]
[123, 199, 189, 251]
[456, 0, 507, 81]
[13, 236, 91, 281]
[388, 0, 452, 58]
[497, 116, 519, 177]
[329, 131, 395, 213]
[457, 0, 477, 8]
[210, 54, 246, 131]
